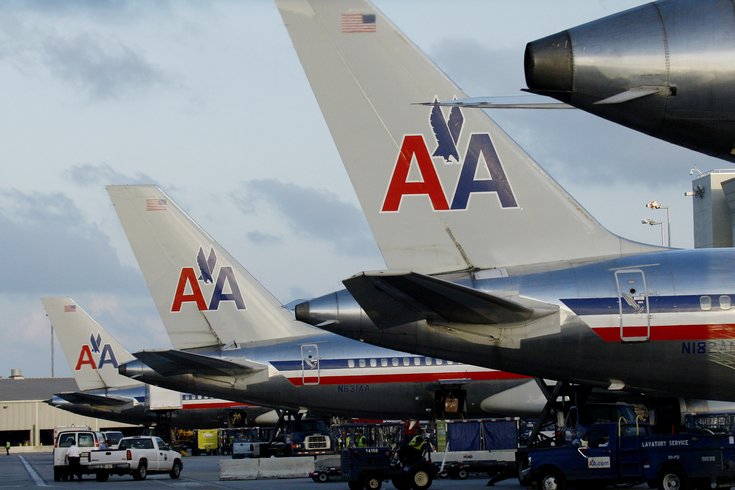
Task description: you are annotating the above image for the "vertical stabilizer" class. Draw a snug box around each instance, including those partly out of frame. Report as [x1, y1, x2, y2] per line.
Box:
[277, 0, 660, 273]
[107, 185, 314, 350]
[42, 297, 139, 391]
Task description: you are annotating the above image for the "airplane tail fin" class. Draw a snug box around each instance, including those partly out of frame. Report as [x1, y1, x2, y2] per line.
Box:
[42, 297, 138, 391]
[277, 0, 660, 274]
[107, 185, 314, 350]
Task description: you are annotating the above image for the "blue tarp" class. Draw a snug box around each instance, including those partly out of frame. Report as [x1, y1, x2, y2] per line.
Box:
[447, 421, 481, 451]
[483, 419, 517, 450]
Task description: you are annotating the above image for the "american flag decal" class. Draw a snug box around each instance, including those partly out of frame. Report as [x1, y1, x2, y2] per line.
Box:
[64, 305, 76, 313]
[341, 13, 376, 33]
[146, 198, 168, 211]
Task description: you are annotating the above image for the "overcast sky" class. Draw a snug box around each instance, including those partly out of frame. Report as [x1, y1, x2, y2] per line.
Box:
[1, 0, 725, 380]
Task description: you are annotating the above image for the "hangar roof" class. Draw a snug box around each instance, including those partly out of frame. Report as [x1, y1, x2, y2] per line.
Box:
[0, 377, 78, 401]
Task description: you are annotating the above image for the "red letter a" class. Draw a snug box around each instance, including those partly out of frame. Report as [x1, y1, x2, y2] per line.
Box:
[171, 268, 208, 312]
[382, 135, 449, 212]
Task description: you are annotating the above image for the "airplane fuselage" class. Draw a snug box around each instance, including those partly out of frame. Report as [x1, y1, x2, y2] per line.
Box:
[299, 248, 735, 402]
[121, 331, 535, 420]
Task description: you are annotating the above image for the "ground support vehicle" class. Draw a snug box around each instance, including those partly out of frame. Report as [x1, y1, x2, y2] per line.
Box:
[87, 435, 183, 481]
[341, 446, 437, 490]
[52, 427, 105, 481]
[435, 454, 515, 482]
[193, 429, 219, 455]
[311, 455, 342, 483]
[518, 422, 735, 490]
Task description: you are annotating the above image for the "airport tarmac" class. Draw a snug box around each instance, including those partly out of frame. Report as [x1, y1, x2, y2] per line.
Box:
[5, 452, 523, 489]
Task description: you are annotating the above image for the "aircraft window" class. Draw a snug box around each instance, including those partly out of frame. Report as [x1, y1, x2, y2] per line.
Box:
[720, 295, 731, 310]
[359, 359, 366, 368]
[426, 358, 433, 366]
[436, 359, 443, 365]
[370, 359, 377, 367]
[348, 360, 355, 368]
[413, 358, 420, 366]
[700, 296, 712, 311]
[381, 358, 388, 367]
[402, 358, 410, 367]
[392, 358, 399, 367]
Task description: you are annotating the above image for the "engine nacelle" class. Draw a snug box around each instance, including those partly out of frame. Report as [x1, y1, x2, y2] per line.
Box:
[525, 0, 735, 161]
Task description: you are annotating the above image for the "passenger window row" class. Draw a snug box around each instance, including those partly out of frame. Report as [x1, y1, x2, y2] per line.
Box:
[346, 357, 454, 368]
[699, 295, 731, 311]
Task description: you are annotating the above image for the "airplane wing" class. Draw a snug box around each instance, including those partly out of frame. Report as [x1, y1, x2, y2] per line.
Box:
[133, 349, 267, 377]
[419, 95, 573, 109]
[55, 391, 133, 407]
[343, 271, 556, 330]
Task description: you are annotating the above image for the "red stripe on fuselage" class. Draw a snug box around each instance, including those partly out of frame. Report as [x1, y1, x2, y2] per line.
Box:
[181, 402, 251, 410]
[287, 371, 529, 386]
[591, 323, 735, 342]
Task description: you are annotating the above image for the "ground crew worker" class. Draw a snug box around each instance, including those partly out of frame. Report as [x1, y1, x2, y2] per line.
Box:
[337, 430, 348, 450]
[355, 429, 367, 447]
[65, 440, 82, 480]
[5, 441, 9, 456]
[408, 433, 426, 452]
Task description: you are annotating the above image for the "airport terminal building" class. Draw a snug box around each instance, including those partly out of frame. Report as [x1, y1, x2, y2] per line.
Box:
[0, 370, 135, 449]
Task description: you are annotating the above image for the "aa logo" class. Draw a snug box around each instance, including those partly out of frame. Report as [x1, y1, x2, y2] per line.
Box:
[171, 247, 246, 312]
[382, 101, 517, 212]
[75, 333, 119, 371]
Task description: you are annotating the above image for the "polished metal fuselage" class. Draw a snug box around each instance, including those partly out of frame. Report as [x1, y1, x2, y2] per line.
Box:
[301, 248, 735, 401]
[120, 331, 532, 420]
[525, 0, 735, 161]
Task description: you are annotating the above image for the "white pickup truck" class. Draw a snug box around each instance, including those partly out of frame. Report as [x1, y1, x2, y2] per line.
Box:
[87, 435, 183, 481]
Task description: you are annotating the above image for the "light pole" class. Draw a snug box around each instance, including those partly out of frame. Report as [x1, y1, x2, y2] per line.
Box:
[645, 200, 671, 247]
[641, 218, 664, 246]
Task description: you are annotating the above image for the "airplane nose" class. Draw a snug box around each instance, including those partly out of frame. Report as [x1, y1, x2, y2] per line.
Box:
[524, 30, 573, 94]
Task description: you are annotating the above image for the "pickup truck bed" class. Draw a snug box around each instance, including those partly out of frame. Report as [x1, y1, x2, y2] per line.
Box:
[88, 436, 183, 482]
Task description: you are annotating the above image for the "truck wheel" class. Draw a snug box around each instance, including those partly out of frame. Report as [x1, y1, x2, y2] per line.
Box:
[456, 468, 468, 480]
[658, 467, 688, 490]
[53, 468, 61, 482]
[133, 461, 147, 480]
[364, 474, 382, 489]
[170, 460, 182, 479]
[538, 469, 565, 490]
[95, 471, 109, 482]
[409, 467, 432, 489]
[317, 472, 329, 483]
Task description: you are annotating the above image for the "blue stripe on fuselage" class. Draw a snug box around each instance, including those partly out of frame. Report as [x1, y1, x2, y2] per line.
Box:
[561, 294, 735, 315]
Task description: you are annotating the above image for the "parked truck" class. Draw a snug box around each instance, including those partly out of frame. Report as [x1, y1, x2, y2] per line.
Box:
[518, 421, 735, 490]
[87, 435, 183, 481]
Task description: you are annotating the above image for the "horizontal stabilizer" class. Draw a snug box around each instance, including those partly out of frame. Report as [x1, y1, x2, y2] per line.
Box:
[133, 350, 267, 377]
[56, 391, 133, 407]
[343, 271, 555, 329]
[594, 86, 670, 105]
[420, 95, 572, 110]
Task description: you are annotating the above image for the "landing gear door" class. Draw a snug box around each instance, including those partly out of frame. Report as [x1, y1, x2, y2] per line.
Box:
[615, 269, 650, 342]
[301, 344, 320, 385]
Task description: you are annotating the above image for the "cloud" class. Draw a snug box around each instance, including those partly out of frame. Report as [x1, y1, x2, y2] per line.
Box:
[65, 163, 157, 187]
[0, 188, 142, 293]
[42, 31, 168, 100]
[245, 230, 282, 246]
[231, 179, 375, 257]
